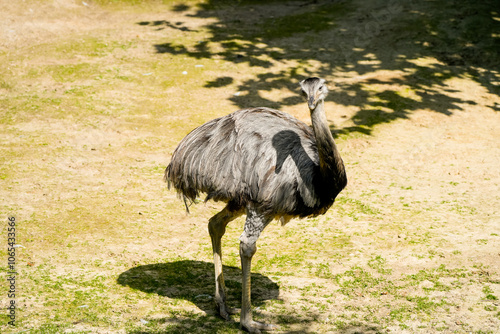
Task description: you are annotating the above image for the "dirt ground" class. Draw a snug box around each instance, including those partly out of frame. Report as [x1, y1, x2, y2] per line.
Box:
[1, 0, 499, 333]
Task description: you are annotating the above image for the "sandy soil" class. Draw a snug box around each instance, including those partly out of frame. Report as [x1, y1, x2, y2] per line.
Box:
[1, 0, 499, 333]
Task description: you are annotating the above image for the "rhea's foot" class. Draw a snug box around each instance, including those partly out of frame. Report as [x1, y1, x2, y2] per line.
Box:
[215, 300, 240, 321]
[241, 320, 278, 333]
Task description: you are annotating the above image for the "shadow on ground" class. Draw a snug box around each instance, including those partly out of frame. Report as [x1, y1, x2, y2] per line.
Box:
[138, 0, 499, 136]
[117, 262, 384, 333]
[117, 260, 283, 332]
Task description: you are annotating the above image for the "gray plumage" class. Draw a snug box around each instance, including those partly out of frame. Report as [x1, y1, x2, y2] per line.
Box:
[164, 77, 347, 333]
[165, 80, 346, 219]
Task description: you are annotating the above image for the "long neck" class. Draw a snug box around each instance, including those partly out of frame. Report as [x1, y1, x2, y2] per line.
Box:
[310, 100, 347, 193]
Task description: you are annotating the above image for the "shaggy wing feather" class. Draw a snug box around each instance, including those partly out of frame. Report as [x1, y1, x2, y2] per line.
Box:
[165, 108, 321, 216]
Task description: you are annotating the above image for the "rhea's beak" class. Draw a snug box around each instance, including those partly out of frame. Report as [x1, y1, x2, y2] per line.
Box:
[308, 95, 317, 110]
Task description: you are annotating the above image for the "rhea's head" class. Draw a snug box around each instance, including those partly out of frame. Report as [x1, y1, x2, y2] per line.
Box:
[300, 77, 329, 110]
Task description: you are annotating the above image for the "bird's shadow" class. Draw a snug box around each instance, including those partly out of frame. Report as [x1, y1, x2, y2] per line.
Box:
[118, 258, 383, 333]
[117, 260, 279, 318]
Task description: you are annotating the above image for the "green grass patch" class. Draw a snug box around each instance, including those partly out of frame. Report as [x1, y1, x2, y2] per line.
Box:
[367, 255, 392, 275]
[47, 63, 100, 82]
[483, 285, 498, 301]
[334, 196, 381, 221]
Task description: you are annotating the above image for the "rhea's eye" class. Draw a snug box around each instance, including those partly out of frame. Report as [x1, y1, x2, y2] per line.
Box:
[318, 86, 323, 91]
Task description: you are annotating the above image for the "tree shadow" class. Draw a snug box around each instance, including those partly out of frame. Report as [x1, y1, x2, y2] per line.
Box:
[138, 20, 196, 32]
[138, 0, 499, 136]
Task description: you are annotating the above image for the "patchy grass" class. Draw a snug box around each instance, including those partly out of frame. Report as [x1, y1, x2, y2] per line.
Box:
[1, 0, 499, 333]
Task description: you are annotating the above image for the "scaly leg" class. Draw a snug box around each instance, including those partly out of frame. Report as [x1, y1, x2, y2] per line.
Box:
[239, 207, 277, 333]
[208, 203, 243, 320]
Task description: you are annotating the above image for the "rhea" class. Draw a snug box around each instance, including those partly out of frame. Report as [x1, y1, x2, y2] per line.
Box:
[165, 77, 347, 333]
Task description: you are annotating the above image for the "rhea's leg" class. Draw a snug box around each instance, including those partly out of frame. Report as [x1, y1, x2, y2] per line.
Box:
[208, 203, 243, 320]
[239, 208, 276, 333]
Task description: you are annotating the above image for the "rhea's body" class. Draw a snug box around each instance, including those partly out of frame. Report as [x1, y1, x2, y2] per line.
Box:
[164, 77, 347, 333]
[166, 106, 346, 219]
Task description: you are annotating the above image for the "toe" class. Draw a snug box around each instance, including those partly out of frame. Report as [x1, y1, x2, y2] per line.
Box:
[254, 321, 278, 330]
[214, 301, 231, 321]
[241, 321, 277, 333]
[240, 324, 261, 334]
